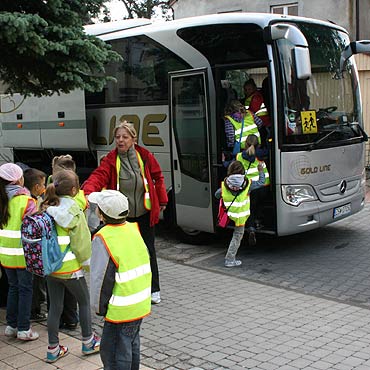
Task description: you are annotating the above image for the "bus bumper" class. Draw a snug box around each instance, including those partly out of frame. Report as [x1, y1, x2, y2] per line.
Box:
[276, 191, 365, 236]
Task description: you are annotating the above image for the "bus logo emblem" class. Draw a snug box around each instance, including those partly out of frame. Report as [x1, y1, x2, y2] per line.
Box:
[339, 180, 347, 194]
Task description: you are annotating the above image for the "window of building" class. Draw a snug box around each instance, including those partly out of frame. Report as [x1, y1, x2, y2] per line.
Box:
[271, 3, 298, 16]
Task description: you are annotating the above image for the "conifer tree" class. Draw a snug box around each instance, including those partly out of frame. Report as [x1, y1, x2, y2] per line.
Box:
[0, 0, 120, 96]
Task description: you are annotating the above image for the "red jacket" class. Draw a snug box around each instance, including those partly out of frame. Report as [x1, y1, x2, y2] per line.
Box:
[82, 145, 168, 227]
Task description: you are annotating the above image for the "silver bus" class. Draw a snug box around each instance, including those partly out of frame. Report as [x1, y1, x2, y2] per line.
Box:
[1, 13, 369, 242]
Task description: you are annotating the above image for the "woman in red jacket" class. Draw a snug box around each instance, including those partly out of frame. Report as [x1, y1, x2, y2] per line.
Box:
[82, 121, 168, 304]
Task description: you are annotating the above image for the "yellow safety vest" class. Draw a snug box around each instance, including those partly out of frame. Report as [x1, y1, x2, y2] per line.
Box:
[225, 113, 260, 148]
[221, 181, 251, 227]
[96, 222, 152, 323]
[236, 153, 270, 186]
[74, 189, 88, 211]
[51, 225, 81, 276]
[0, 195, 34, 268]
[116, 152, 152, 210]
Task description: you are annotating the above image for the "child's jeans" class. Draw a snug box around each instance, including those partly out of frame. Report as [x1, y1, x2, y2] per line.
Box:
[100, 319, 142, 370]
[46, 276, 92, 346]
[225, 225, 245, 261]
[5, 268, 33, 331]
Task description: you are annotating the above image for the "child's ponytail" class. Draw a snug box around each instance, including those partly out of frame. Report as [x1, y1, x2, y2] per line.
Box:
[245, 134, 259, 157]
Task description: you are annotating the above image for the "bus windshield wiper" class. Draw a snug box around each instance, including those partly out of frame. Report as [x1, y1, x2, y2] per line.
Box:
[308, 130, 337, 150]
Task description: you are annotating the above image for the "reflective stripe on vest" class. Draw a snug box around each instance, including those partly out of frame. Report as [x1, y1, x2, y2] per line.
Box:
[116, 152, 152, 210]
[256, 103, 268, 117]
[0, 195, 33, 268]
[236, 154, 270, 186]
[225, 112, 260, 148]
[221, 181, 251, 227]
[51, 225, 80, 276]
[96, 222, 151, 323]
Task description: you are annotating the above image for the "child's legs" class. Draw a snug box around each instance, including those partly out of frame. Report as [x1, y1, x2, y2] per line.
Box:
[16, 269, 33, 331]
[100, 320, 142, 370]
[225, 225, 245, 261]
[63, 277, 91, 339]
[46, 276, 65, 346]
[60, 289, 78, 325]
[31, 275, 45, 315]
[5, 268, 19, 329]
[5, 268, 33, 331]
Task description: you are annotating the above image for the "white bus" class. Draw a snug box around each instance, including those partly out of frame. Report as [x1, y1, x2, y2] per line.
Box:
[1, 13, 369, 242]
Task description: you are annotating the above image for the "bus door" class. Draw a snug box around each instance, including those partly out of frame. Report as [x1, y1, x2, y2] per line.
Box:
[169, 69, 215, 233]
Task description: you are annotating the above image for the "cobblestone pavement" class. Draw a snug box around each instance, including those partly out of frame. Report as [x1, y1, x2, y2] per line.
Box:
[12, 180, 368, 369]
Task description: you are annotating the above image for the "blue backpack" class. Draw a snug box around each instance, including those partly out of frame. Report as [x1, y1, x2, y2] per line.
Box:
[21, 212, 70, 277]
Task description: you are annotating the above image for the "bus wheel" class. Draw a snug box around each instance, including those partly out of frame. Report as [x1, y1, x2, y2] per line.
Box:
[178, 227, 214, 245]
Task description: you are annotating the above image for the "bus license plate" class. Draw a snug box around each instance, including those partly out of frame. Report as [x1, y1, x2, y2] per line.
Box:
[333, 203, 351, 219]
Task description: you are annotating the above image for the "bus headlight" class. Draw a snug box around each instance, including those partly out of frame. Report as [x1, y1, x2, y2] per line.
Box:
[281, 185, 318, 206]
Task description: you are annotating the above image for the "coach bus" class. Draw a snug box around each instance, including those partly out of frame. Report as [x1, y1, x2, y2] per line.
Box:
[1, 13, 369, 242]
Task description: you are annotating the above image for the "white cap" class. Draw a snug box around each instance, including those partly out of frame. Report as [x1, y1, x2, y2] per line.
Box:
[88, 190, 129, 219]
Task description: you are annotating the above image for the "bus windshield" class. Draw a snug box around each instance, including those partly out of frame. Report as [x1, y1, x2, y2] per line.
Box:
[278, 22, 365, 149]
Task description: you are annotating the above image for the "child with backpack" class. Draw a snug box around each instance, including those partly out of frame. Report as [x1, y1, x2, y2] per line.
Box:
[215, 160, 265, 267]
[23, 168, 48, 322]
[0, 163, 39, 340]
[89, 190, 151, 370]
[48, 155, 86, 330]
[40, 169, 100, 363]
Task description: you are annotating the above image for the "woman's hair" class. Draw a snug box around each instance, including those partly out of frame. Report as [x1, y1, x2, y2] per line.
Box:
[41, 169, 79, 208]
[113, 120, 137, 141]
[224, 100, 246, 115]
[244, 134, 259, 156]
[0, 177, 10, 228]
[52, 155, 76, 174]
[227, 160, 245, 176]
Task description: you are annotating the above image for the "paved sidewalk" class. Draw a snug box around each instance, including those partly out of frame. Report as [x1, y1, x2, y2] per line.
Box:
[0, 309, 153, 370]
[140, 259, 370, 369]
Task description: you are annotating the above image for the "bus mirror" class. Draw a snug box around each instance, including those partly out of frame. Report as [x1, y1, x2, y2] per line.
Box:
[294, 47, 311, 80]
[265, 23, 311, 80]
[339, 40, 370, 77]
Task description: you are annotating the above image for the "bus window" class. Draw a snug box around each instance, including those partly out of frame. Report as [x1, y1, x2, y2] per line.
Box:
[86, 35, 190, 106]
[105, 36, 189, 105]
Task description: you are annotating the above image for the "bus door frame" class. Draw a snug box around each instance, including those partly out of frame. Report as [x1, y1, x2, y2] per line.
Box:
[168, 68, 216, 233]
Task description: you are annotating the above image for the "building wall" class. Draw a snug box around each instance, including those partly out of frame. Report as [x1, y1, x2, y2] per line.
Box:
[171, 0, 370, 41]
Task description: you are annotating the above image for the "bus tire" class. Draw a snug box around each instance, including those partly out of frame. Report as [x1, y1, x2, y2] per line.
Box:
[177, 227, 215, 245]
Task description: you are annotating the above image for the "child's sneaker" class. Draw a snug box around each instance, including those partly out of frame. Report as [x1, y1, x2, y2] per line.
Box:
[46, 344, 69, 363]
[151, 291, 161, 304]
[17, 328, 39, 341]
[4, 326, 17, 338]
[82, 333, 101, 355]
[224, 259, 242, 267]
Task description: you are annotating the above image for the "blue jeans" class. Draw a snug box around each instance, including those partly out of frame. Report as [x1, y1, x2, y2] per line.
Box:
[5, 268, 33, 331]
[100, 319, 142, 370]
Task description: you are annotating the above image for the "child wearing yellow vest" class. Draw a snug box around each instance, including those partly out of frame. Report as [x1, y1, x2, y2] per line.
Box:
[23, 167, 48, 322]
[47, 155, 87, 330]
[215, 161, 265, 267]
[41, 169, 100, 363]
[0, 163, 39, 340]
[89, 190, 151, 370]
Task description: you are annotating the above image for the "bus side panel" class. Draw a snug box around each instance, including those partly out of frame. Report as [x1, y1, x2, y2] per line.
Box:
[277, 144, 365, 236]
[86, 105, 172, 189]
[1, 90, 88, 150]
